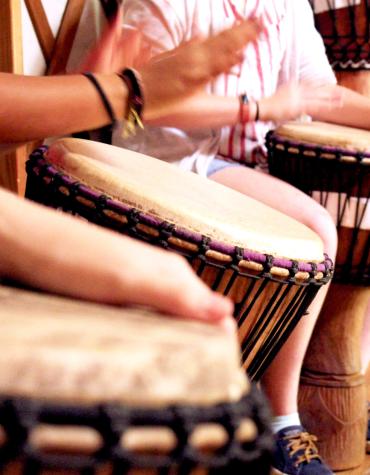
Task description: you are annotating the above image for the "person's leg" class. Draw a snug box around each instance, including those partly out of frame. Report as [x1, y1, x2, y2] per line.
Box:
[210, 166, 337, 416]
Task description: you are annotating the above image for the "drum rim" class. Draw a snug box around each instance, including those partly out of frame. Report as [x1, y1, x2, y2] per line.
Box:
[26, 147, 334, 286]
[0, 386, 273, 472]
[266, 129, 370, 163]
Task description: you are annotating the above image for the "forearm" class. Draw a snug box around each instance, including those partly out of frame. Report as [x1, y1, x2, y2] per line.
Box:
[0, 188, 124, 301]
[0, 188, 234, 322]
[145, 93, 243, 129]
[0, 73, 126, 143]
[312, 85, 370, 130]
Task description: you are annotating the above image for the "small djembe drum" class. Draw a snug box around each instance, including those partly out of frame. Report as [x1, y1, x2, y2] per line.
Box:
[266, 121, 370, 471]
[309, 0, 370, 97]
[0, 284, 273, 474]
[25, 138, 333, 382]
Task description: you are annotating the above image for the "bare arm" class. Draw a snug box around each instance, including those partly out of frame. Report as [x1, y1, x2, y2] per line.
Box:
[0, 73, 126, 143]
[145, 93, 241, 128]
[145, 82, 342, 129]
[0, 187, 233, 325]
[311, 85, 370, 130]
[0, 16, 261, 145]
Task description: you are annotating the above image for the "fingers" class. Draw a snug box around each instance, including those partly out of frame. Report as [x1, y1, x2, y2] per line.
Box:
[150, 282, 236, 332]
[215, 17, 264, 53]
[116, 27, 143, 70]
[78, 5, 125, 73]
[203, 18, 264, 76]
[124, 251, 233, 329]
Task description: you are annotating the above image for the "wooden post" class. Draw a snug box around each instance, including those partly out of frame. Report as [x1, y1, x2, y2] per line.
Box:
[0, 0, 28, 195]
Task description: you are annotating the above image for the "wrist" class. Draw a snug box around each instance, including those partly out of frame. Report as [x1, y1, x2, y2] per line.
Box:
[257, 97, 271, 122]
[97, 74, 128, 122]
[239, 95, 260, 124]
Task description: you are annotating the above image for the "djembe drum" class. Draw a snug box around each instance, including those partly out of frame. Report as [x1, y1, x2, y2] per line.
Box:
[0, 284, 273, 474]
[309, 0, 370, 97]
[266, 121, 370, 471]
[25, 139, 333, 382]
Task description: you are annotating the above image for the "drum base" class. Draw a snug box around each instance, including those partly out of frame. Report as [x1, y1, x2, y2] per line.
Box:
[299, 283, 369, 471]
[299, 376, 366, 471]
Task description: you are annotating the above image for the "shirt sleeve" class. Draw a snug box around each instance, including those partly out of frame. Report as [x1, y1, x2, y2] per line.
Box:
[279, 0, 336, 86]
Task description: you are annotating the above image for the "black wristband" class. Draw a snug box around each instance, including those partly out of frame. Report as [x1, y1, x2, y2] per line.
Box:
[255, 101, 260, 122]
[82, 72, 117, 125]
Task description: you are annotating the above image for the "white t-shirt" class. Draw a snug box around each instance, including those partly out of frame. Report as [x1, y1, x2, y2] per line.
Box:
[115, 0, 336, 175]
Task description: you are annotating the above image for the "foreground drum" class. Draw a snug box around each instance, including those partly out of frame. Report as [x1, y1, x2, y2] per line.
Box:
[267, 121, 370, 471]
[309, 0, 370, 97]
[25, 138, 333, 381]
[0, 284, 273, 474]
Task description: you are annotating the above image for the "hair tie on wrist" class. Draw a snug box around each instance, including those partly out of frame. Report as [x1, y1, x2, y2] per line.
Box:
[239, 93, 249, 124]
[255, 101, 260, 122]
[82, 72, 117, 125]
[117, 68, 144, 138]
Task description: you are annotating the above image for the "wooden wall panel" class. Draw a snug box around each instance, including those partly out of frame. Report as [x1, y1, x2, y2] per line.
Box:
[0, 0, 28, 195]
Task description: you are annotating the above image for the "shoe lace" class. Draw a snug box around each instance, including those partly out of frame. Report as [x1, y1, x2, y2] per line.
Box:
[283, 431, 321, 467]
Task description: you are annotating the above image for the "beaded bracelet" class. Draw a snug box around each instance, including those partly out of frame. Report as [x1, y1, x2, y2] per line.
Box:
[117, 68, 144, 138]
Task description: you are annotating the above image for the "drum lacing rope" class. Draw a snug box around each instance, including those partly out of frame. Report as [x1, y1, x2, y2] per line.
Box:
[198, 236, 211, 256]
[288, 260, 300, 284]
[262, 254, 274, 278]
[0, 388, 274, 474]
[192, 236, 211, 278]
[126, 209, 141, 238]
[0, 398, 40, 468]
[158, 222, 175, 249]
[231, 246, 244, 272]
[68, 181, 82, 200]
[322, 253, 334, 281]
[96, 194, 109, 216]
[226, 247, 245, 316]
[307, 261, 319, 285]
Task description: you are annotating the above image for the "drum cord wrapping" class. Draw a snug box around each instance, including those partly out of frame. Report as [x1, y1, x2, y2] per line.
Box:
[0, 384, 273, 474]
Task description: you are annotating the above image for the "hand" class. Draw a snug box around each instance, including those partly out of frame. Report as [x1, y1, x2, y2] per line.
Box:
[78, 6, 146, 73]
[258, 82, 343, 123]
[0, 188, 234, 330]
[141, 19, 264, 120]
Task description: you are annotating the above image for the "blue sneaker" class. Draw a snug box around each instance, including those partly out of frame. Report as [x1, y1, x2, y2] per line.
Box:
[272, 426, 333, 475]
